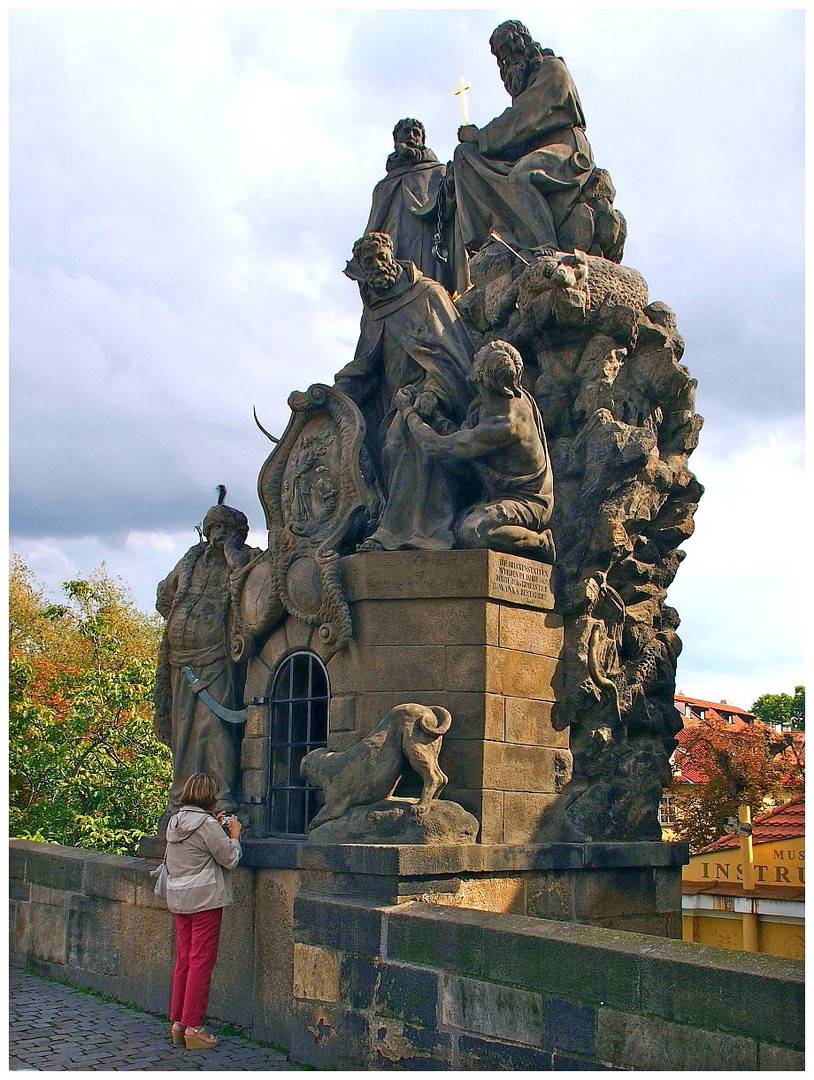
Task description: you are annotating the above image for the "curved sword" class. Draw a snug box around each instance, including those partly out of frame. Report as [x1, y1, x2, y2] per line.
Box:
[181, 666, 247, 725]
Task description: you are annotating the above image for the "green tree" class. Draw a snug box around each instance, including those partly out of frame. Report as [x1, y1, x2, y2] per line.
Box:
[751, 686, 805, 731]
[9, 555, 171, 855]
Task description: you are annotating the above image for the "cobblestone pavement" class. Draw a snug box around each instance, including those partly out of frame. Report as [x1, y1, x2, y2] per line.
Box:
[9, 969, 299, 1071]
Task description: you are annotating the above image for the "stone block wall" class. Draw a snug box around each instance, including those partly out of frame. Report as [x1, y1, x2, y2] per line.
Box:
[10, 841, 803, 1070]
[10, 841, 299, 1049]
[291, 892, 805, 1070]
[239, 549, 568, 843]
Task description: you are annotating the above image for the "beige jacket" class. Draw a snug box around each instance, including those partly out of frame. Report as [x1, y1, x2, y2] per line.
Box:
[164, 807, 242, 914]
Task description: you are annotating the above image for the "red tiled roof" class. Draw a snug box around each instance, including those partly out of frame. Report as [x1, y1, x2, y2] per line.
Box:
[671, 730, 711, 784]
[675, 693, 756, 720]
[696, 794, 805, 853]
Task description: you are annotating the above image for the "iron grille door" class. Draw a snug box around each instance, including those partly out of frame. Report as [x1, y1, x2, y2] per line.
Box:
[267, 651, 328, 835]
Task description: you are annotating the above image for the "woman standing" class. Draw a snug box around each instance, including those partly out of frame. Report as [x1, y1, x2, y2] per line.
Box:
[164, 772, 242, 1050]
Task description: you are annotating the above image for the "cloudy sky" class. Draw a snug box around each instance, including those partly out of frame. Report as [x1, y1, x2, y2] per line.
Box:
[9, 7, 804, 710]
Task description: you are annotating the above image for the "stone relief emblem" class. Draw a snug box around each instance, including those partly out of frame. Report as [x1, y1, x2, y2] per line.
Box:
[234, 384, 379, 661]
[281, 429, 340, 536]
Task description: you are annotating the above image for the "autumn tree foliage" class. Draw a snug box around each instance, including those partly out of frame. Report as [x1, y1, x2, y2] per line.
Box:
[9, 555, 171, 854]
[672, 715, 804, 851]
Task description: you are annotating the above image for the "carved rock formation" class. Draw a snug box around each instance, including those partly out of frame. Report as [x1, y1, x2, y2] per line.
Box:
[454, 242, 703, 842]
[307, 797, 480, 845]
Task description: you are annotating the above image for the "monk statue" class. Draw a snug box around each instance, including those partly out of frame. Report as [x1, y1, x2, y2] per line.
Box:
[364, 118, 452, 291]
[437, 20, 602, 293]
[153, 487, 261, 816]
[395, 340, 556, 563]
[335, 231, 475, 551]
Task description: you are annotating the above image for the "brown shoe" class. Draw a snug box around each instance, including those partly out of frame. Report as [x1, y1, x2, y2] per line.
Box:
[184, 1026, 219, 1049]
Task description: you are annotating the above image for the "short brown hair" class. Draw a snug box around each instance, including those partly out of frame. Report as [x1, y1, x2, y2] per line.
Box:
[180, 772, 218, 810]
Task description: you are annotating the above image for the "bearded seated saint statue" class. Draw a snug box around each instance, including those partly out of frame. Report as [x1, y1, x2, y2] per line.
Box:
[420, 20, 619, 295]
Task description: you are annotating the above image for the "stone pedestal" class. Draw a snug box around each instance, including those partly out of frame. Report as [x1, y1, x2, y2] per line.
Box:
[240, 549, 568, 845]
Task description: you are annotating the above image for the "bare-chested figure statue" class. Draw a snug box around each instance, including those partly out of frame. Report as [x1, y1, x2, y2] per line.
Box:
[395, 339, 556, 563]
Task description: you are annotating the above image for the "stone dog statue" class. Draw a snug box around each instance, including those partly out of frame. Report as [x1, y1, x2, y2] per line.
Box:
[300, 703, 452, 830]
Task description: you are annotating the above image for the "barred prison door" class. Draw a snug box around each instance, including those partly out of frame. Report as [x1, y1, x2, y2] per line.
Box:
[266, 651, 328, 836]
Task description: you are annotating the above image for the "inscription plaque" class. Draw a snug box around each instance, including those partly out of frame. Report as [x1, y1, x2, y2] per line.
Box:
[343, 549, 555, 610]
[488, 553, 555, 610]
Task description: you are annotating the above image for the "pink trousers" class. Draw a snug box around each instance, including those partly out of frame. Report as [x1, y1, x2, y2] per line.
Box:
[169, 907, 223, 1027]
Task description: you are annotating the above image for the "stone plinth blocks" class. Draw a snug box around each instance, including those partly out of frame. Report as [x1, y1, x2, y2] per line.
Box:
[241, 549, 567, 844]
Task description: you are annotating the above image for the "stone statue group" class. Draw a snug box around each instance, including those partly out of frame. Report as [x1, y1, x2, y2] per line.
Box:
[154, 20, 701, 842]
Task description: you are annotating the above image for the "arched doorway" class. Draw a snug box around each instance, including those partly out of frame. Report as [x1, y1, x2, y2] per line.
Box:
[266, 651, 329, 835]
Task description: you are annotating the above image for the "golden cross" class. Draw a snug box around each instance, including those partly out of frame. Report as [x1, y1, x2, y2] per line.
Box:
[453, 76, 471, 125]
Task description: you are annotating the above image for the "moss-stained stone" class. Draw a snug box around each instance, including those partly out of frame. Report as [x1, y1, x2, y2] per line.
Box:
[374, 961, 440, 1027]
[386, 908, 486, 979]
[10, 880, 30, 902]
[478, 918, 642, 1009]
[596, 1008, 758, 1071]
[372, 1017, 453, 1070]
[458, 1034, 553, 1070]
[543, 997, 596, 1055]
[293, 893, 384, 956]
[638, 945, 805, 1046]
[66, 895, 121, 976]
[340, 954, 380, 1010]
[292, 942, 340, 1001]
[593, 913, 676, 936]
[757, 1042, 805, 1070]
[442, 973, 543, 1044]
[24, 846, 85, 893]
[10, 846, 27, 881]
[289, 1001, 371, 1069]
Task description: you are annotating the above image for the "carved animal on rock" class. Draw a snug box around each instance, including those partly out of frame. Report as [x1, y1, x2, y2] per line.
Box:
[517, 250, 649, 329]
[300, 703, 452, 830]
